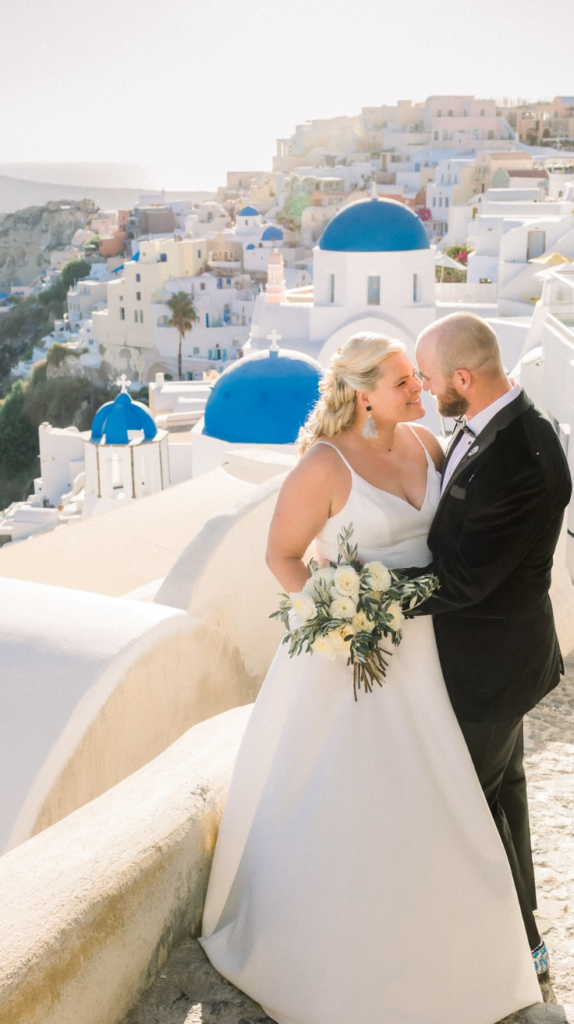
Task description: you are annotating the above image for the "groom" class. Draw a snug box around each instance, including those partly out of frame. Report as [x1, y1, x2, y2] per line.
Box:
[413, 312, 571, 978]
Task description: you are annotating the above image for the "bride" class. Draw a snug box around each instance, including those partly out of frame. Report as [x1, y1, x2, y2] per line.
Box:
[200, 332, 541, 1024]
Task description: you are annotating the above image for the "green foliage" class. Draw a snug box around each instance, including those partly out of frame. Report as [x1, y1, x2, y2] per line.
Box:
[0, 259, 93, 387]
[0, 371, 116, 508]
[60, 259, 91, 291]
[0, 382, 38, 479]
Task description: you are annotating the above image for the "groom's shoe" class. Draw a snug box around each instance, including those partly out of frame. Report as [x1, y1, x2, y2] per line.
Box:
[532, 940, 550, 984]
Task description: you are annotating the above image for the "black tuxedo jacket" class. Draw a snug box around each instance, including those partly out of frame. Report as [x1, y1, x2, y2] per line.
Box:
[412, 390, 572, 723]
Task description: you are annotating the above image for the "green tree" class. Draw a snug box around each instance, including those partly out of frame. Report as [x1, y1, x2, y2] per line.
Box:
[60, 259, 91, 291]
[165, 291, 199, 380]
[0, 381, 38, 479]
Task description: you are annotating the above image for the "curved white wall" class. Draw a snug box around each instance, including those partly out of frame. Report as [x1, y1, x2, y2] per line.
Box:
[0, 706, 251, 1024]
[0, 578, 195, 852]
[156, 473, 288, 689]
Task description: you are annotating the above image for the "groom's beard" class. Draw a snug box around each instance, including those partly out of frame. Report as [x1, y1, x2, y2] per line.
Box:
[437, 383, 470, 418]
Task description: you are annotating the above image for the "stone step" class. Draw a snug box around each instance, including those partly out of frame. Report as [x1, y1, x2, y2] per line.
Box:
[122, 939, 569, 1024]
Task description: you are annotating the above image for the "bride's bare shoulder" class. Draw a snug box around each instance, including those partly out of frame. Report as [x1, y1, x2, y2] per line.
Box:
[410, 424, 445, 471]
[287, 440, 349, 486]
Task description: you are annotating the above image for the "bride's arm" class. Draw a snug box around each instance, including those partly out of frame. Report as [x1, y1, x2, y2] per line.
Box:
[266, 446, 337, 594]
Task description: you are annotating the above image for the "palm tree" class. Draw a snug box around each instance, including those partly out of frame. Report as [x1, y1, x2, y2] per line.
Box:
[165, 290, 200, 380]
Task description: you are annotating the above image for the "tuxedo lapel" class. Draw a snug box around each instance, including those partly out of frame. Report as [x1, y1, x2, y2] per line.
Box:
[433, 389, 533, 523]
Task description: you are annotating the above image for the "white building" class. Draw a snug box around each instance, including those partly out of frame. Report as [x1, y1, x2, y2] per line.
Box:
[248, 195, 437, 385]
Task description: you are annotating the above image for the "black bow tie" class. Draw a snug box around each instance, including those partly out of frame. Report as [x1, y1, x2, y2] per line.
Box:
[452, 416, 476, 438]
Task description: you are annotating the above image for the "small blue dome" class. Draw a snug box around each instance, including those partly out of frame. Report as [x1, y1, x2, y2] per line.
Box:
[245, 243, 256, 250]
[261, 225, 283, 241]
[204, 349, 322, 444]
[91, 391, 157, 445]
[238, 205, 259, 217]
[319, 196, 429, 252]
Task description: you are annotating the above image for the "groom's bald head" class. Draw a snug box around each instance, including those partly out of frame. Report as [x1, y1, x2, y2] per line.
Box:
[416, 313, 508, 419]
[416, 312, 504, 380]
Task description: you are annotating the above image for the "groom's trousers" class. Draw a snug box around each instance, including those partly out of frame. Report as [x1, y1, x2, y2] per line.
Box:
[458, 717, 540, 950]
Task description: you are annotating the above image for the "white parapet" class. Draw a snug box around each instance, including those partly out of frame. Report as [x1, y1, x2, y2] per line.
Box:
[0, 706, 252, 1024]
[0, 578, 196, 852]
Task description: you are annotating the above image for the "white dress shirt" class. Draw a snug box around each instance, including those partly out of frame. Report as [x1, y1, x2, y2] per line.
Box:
[441, 383, 522, 495]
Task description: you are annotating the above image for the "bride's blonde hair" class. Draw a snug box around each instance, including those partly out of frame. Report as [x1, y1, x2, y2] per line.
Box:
[296, 332, 405, 456]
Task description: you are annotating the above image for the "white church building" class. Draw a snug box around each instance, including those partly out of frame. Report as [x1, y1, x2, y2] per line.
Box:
[248, 194, 437, 366]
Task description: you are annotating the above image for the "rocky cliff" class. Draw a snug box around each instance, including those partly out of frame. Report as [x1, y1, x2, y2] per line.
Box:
[0, 200, 93, 288]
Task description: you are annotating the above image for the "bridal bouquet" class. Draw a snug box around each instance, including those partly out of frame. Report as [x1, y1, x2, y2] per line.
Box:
[271, 524, 439, 700]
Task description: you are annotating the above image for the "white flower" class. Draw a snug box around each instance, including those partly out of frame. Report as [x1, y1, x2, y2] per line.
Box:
[387, 602, 404, 630]
[289, 591, 317, 623]
[312, 633, 338, 660]
[351, 610, 375, 634]
[304, 567, 335, 597]
[330, 595, 357, 619]
[329, 623, 356, 654]
[332, 565, 361, 597]
[364, 561, 392, 592]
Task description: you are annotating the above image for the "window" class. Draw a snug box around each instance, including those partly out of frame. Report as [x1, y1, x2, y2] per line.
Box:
[367, 276, 380, 305]
[198, 249, 202, 258]
[200, 282, 206, 291]
[134, 310, 138, 322]
[527, 230, 546, 261]
[432, 197, 436, 207]
[487, 130, 494, 140]
[413, 273, 418, 303]
[480, 109, 485, 116]
[329, 273, 335, 303]
[139, 310, 143, 323]
[193, 346, 200, 355]
[433, 130, 438, 141]
[448, 109, 453, 117]
[159, 253, 167, 262]
[120, 307, 125, 320]
[437, 108, 442, 117]
[445, 197, 449, 207]
[136, 291, 141, 301]
[136, 273, 141, 282]
[439, 197, 443, 207]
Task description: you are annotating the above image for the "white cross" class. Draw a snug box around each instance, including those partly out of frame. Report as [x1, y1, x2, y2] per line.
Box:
[116, 373, 131, 392]
[267, 329, 282, 351]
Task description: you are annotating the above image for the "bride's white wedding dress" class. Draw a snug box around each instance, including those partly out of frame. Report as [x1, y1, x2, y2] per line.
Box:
[200, 432, 541, 1024]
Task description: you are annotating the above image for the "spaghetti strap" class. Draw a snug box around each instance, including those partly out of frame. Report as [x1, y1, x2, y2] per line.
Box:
[407, 424, 433, 465]
[314, 440, 356, 474]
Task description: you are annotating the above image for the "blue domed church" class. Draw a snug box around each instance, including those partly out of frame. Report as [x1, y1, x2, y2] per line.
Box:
[249, 194, 437, 365]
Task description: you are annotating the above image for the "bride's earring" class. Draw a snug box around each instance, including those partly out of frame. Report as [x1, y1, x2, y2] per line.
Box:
[362, 405, 378, 440]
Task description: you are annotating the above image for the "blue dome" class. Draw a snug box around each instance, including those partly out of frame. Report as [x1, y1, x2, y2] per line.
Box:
[91, 391, 157, 445]
[245, 243, 255, 250]
[204, 349, 322, 444]
[238, 205, 259, 217]
[261, 225, 283, 241]
[319, 196, 429, 252]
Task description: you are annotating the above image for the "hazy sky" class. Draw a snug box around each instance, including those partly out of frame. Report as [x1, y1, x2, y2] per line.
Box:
[1, 0, 572, 190]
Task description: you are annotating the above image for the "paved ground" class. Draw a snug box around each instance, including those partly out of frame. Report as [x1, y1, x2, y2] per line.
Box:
[123, 658, 574, 1024]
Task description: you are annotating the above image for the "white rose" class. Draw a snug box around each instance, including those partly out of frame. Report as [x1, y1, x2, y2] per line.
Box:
[364, 561, 392, 592]
[387, 602, 404, 630]
[332, 565, 360, 597]
[312, 633, 338, 660]
[351, 610, 375, 634]
[289, 591, 317, 623]
[330, 595, 357, 620]
[329, 623, 356, 654]
[304, 567, 335, 597]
